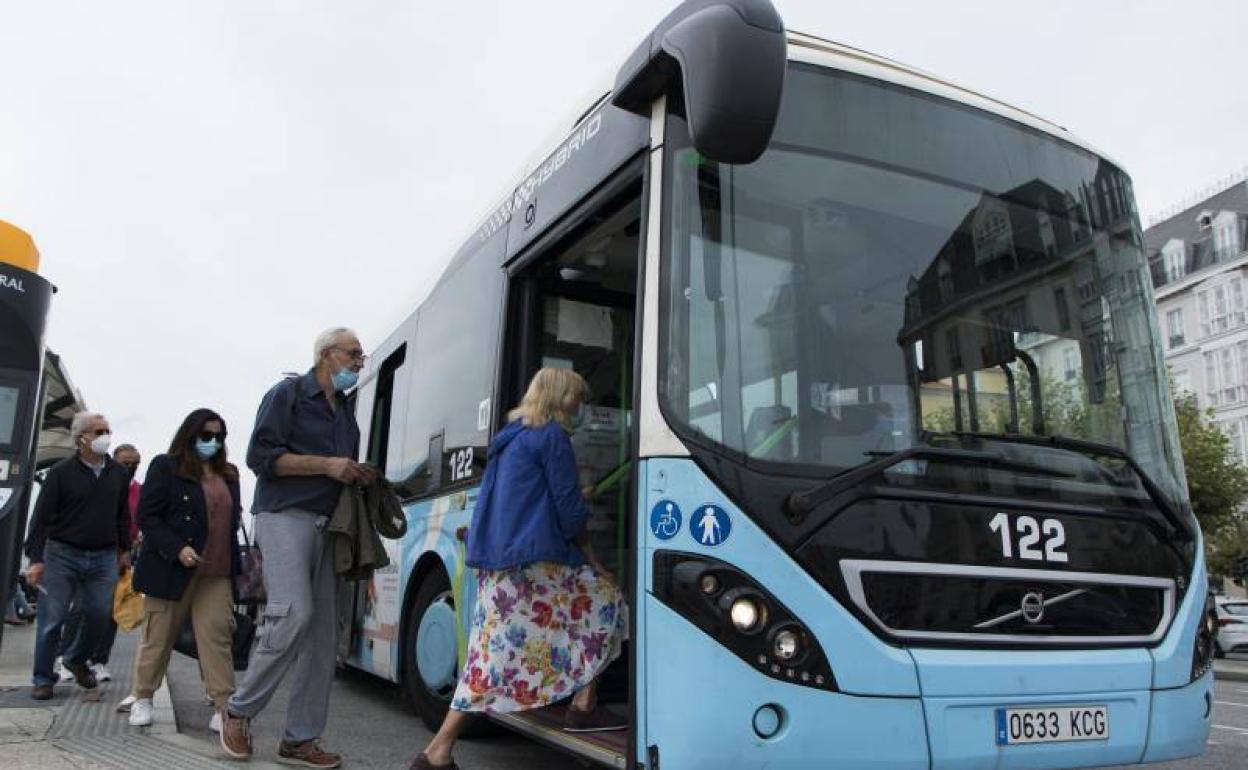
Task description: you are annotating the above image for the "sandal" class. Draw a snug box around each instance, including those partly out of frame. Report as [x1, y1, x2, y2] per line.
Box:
[409, 753, 459, 770]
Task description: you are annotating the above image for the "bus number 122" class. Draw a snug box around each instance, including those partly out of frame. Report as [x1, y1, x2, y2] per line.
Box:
[988, 513, 1068, 563]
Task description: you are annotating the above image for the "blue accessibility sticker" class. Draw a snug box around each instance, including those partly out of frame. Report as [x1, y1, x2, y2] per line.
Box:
[650, 500, 682, 541]
[690, 504, 731, 547]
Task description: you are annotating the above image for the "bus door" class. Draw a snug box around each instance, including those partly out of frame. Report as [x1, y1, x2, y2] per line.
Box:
[490, 171, 644, 765]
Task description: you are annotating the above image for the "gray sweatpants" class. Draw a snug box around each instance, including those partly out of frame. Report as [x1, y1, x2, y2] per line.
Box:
[227, 509, 337, 743]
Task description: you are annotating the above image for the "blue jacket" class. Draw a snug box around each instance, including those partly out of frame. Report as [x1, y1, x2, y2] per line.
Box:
[466, 420, 590, 570]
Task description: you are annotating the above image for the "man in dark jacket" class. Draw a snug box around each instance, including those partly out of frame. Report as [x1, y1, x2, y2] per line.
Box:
[24, 411, 132, 700]
[219, 327, 375, 769]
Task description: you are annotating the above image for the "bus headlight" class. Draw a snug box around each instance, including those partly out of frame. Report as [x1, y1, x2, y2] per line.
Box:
[729, 595, 766, 633]
[771, 627, 802, 663]
[1191, 592, 1217, 682]
[653, 551, 836, 691]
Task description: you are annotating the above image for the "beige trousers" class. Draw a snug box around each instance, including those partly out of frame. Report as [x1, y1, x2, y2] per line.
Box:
[131, 572, 235, 709]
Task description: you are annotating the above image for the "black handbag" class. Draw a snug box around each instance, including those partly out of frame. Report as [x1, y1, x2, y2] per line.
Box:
[235, 523, 266, 605]
[172, 604, 258, 671]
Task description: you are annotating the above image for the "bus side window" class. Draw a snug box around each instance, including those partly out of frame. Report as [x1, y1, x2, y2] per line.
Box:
[365, 344, 407, 473]
[427, 432, 445, 492]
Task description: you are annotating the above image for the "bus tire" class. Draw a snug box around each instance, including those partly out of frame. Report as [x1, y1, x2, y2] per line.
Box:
[403, 568, 495, 737]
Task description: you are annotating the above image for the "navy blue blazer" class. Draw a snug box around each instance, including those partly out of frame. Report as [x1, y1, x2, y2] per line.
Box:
[131, 454, 242, 601]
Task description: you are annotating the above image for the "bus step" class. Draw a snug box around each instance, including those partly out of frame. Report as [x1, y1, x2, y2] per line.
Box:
[491, 705, 628, 769]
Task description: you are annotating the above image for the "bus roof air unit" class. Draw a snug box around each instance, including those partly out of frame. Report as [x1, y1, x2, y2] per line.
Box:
[611, 0, 787, 164]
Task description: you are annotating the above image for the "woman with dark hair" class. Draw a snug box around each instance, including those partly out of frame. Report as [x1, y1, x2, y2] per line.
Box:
[122, 408, 243, 728]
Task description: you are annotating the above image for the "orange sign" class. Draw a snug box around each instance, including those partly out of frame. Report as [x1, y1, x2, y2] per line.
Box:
[0, 220, 40, 273]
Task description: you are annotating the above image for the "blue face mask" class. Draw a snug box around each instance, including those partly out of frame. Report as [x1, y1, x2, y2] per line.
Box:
[195, 439, 221, 459]
[331, 367, 359, 392]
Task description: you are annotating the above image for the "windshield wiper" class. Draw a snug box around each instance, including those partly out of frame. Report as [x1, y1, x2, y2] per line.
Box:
[951, 432, 1194, 542]
[786, 445, 1073, 521]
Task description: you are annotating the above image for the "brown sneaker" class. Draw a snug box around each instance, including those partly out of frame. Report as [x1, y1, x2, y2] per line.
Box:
[277, 740, 341, 768]
[30, 685, 54, 701]
[219, 709, 253, 759]
[61, 660, 97, 690]
[564, 704, 627, 732]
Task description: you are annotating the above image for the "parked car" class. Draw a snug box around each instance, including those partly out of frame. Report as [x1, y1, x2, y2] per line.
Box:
[1214, 596, 1248, 657]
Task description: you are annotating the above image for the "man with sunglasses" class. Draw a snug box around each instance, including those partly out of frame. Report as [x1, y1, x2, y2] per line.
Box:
[220, 327, 376, 768]
[24, 412, 133, 700]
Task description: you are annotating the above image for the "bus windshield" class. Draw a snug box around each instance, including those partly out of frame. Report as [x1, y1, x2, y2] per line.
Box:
[661, 63, 1190, 516]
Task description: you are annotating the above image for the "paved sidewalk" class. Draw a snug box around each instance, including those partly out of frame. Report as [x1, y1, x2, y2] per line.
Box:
[0, 621, 279, 769]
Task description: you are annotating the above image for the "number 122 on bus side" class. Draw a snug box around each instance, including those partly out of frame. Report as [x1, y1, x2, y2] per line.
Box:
[996, 705, 1109, 745]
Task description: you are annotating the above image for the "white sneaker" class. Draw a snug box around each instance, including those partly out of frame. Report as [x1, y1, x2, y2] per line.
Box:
[91, 662, 112, 682]
[116, 695, 136, 713]
[208, 712, 222, 733]
[128, 698, 153, 727]
[55, 657, 75, 683]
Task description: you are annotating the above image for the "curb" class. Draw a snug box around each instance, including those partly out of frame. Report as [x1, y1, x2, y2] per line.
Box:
[1214, 666, 1248, 683]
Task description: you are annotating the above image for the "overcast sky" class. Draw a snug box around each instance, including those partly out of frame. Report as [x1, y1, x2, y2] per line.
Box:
[2, 0, 1245, 503]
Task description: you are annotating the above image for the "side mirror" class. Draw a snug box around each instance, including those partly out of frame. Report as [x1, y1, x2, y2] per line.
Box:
[612, 0, 787, 165]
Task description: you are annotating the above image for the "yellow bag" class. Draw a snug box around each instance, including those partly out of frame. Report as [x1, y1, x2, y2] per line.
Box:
[112, 568, 144, 632]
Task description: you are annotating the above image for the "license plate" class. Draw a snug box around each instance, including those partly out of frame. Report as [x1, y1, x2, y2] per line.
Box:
[995, 705, 1109, 745]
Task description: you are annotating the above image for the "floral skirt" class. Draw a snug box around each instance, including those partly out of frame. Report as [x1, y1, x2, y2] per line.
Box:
[450, 561, 628, 713]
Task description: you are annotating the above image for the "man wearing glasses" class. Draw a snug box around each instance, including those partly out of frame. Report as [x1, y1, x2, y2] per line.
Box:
[24, 412, 133, 700]
[220, 327, 376, 769]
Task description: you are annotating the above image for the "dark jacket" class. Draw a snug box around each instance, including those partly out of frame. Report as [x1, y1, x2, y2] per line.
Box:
[466, 420, 590, 570]
[25, 455, 132, 562]
[327, 477, 407, 580]
[132, 454, 243, 602]
[246, 371, 360, 516]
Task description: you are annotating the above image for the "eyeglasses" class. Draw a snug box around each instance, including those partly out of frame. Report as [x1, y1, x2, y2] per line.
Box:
[331, 346, 368, 362]
[198, 431, 226, 442]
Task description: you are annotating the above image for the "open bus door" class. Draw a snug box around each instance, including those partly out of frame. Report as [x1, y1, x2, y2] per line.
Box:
[485, 168, 645, 767]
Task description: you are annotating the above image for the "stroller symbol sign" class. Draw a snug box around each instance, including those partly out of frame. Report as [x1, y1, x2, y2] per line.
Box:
[691, 505, 731, 547]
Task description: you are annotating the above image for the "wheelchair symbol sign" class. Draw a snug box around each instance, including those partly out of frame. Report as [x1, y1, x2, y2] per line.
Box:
[691, 504, 731, 547]
[650, 500, 682, 540]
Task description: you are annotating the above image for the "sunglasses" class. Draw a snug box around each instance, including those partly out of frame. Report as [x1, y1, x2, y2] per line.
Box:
[198, 431, 226, 443]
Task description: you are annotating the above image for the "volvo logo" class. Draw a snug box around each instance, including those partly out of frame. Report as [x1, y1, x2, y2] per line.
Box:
[1020, 592, 1046, 624]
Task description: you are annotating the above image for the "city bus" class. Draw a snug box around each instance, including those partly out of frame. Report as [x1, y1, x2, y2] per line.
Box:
[337, 1, 1216, 767]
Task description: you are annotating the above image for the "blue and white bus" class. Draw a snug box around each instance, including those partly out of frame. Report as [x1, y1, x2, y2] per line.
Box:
[339, 2, 1216, 767]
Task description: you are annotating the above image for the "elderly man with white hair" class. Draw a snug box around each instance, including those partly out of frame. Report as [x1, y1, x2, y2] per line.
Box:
[219, 327, 376, 769]
[24, 411, 132, 700]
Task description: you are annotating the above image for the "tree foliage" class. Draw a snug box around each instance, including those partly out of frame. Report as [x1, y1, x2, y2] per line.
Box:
[1173, 393, 1248, 556]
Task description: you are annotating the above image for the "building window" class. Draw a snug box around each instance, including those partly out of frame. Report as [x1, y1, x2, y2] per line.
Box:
[1222, 346, 1239, 404]
[1199, 291, 1211, 338]
[1163, 245, 1183, 282]
[1197, 279, 1246, 339]
[1063, 348, 1077, 382]
[1166, 308, 1185, 349]
[1205, 351, 1220, 406]
[1224, 419, 1246, 463]
[1172, 369, 1192, 396]
[1239, 340, 1248, 402]
[1232, 277, 1245, 327]
[1054, 287, 1070, 331]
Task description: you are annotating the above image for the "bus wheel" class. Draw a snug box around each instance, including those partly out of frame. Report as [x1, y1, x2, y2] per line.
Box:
[403, 570, 494, 736]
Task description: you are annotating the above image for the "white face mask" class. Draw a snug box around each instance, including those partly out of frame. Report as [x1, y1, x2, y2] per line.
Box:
[89, 435, 111, 456]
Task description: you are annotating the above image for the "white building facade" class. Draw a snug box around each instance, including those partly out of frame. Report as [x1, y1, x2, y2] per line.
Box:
[1147, 180, 1248, 458]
